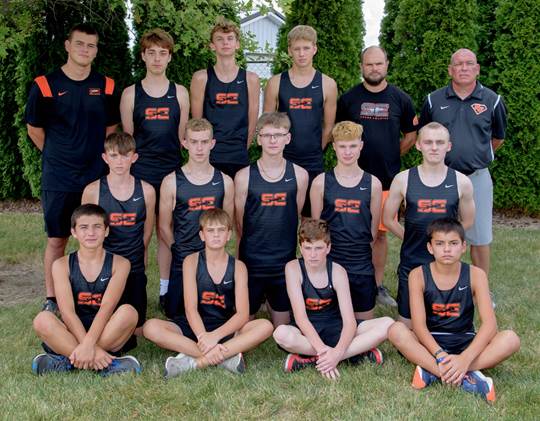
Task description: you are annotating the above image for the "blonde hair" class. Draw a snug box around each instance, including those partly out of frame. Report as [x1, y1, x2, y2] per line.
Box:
[287, 25, 317, 45]
[256, 112, 291, 132]
[331, 121, 363, 142]
[186, 118, 214, 138]
[199, 208, 232, 231]
[140, 28, 174, 53]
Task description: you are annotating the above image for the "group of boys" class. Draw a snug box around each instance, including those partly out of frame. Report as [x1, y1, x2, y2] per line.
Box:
[25, 20, 519, 402]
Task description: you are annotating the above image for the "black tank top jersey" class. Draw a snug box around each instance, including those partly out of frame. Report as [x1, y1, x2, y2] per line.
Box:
[278, 71, 324, 173]
[204, 67, 249, 166]
[171, 169, 225, 270]
[423, 263, 475, 334]
[69, 251, 113, 321]
[239, 161, 298, 277]
[196, 251, 236, 322]
[321, 170, 374, 275]
[299, 258, 341, 321]
[132, 81, 181, 186]
[99, 177, 146, 273]
[400, 167, 459, 270]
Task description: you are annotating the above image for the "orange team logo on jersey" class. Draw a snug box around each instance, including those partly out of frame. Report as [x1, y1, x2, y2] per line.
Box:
[289, 97, 312, 110]
[334, 199, 361, 214]
[471, 103, 488, 115]
[78, 292, 103, 306]
[305, 298, 332, 311]
[216, 93, 239, 105]
[261, 192, 287, 207]
[201, 291, 226, 308]
[145, 107, 170, 120]
[109, 213, 137, 226]
[432, 303, 460, 317]
[88, 88, 101, 96]
[188, 197, 216, 211]
[417, 199, 447, 214]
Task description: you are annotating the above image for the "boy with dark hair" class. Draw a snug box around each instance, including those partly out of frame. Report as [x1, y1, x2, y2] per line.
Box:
[120, 28, 190, 308]
[311, 121, 382, 320]
[82, 132, 155, 333]
[388, 218, 520, 403]
[143, 209, 273, 377]
[190, 17, 260, 178]
[273, 219, 393, 380]
[26, 23, 120, 313]
[32, 204, 141, 376]
[235, 112, 309, 326]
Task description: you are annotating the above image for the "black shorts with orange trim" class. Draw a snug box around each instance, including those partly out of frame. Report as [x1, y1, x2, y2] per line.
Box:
[41, 190, 83, 238]
[432, 332, 476, 354]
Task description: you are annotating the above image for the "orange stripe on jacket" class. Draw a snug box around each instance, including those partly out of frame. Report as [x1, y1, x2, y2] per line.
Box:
[34, 75, 53, 98]
[105, 77, 115, 95]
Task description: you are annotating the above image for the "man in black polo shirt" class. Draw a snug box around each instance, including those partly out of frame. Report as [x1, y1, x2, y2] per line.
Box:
[337, 46, 417, 307]
[419, 48, 507, 279]
[25, 23, 120, 313]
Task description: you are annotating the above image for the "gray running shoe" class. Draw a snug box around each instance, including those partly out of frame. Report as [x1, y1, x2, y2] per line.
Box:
[100, 355, 142, 377]
[164, 353, 197, 379]
[42, 299, 60, 317]
[219, 353, 245, 374]
[376, 286, 397, 307]
[32, 353, 72, 375]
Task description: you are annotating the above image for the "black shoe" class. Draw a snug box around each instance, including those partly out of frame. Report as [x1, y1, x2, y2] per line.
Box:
[42, 299, 60, 317]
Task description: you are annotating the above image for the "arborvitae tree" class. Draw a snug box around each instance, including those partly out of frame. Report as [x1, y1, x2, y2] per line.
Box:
[273, 0, 363, 93]
[489, 0, 540, 214]
[379, 0, 400, 63]
[14, 0, 131, 197]
[476, 0, 498, 88]
[132, 0, 242, 88]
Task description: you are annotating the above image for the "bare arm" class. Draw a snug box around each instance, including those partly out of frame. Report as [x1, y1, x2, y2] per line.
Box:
[383, 172, 407, 240]
[233, 167, 249, 255]
[119, 85, 135, 135]
[263, 75, 280, 112]
[331, 264, 357, 354]
[26, 124, 45, 151]
[400, 131, 417, 156]
[222, 174, 235, 224]
[189, 70, 207, 119]
[177, 84, 190, 142]
[370, 176, 383, 242]
[142, 181, 156, 267]
[246, 71, 260, 148]
[321, 75, 337, 149]
[309, 173, 325, 219]
[294, 165, 309, 217]
[491, 138, 504, 152]
[183, 253, 206, 338]
[456, 172, 475, 231]
[81, 180, 100, 205]
[158, 173, 176, 274]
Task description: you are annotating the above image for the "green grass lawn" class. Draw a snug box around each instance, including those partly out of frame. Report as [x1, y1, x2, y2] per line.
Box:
[0, 212, 539, 419]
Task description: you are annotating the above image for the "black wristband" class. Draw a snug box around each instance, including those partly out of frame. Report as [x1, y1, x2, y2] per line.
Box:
[433, 348, 446, 358]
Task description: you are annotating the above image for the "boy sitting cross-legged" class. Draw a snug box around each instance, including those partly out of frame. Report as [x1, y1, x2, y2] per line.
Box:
[273, 219, 394, 380]
[143, 208, 273, 378]
[388, 218, 520, 403]
[32, 204, 141, 376]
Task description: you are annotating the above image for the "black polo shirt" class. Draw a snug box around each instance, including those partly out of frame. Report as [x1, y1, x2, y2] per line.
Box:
[419, 82, 507, 175]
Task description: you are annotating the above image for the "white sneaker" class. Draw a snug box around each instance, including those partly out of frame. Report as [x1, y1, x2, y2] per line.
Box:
[219, 353, 245, 374]
[377, 286, 397, 307]
[164, 353, 197, 379]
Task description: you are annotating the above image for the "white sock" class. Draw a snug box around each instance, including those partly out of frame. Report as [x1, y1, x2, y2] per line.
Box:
[159, 279, 169, 296]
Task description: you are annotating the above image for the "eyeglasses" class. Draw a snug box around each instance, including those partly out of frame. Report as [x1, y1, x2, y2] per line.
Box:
[451, 61, 477, 68]
[258, 132, 289, 140]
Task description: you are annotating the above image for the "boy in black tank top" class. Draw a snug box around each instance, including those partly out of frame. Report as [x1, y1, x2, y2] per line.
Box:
[235, 112, 309, 327]
[264, 25, 337, 217]
[388, 219, 520, 403]
[143, 209, 273, 377]
[120, 29, 190, 309]
[32, 205, 141, 376]
[273, 219, 394, 379]
[159, 119, 234, 321]
[384, 122, 475, 325]
[82, 133, 155, 332]
[311, 121, 382, 320]
[190, 18, 260, 178]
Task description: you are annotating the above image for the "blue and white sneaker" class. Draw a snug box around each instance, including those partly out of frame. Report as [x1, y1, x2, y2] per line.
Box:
[461, 370, 496, 403]
[32, 353, 72, 375]
[100, 355, 142, 377]
[411, 365, 439, 389]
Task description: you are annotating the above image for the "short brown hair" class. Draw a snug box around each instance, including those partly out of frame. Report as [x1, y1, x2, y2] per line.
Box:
[199, 208, 232, 231]
[287, 25, 317, 46]
[298, 218, 331, 245]
[104, 132, 136, 155]
[186, 118, 214, 138]
[256, 112, 291, 133]
[210, 16, 240, 42]
[331, 121, 363, 143]
[140, 28, 174, 53]
[68, 23, 99, 41]
[71, 204, 108, 229]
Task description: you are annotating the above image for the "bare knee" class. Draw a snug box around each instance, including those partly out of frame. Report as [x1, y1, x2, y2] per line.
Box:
[388, 321, 412, 347]
[47, 237, 68, 250]
[500, 330, 520, 353]
[253, 318, 274, 337]
[142, 318, 163, 340]
[33, 311, 57, 336]
[273, 325, 295, 348]
[379, 316, 395, 336]
[115, 304, 138, 326]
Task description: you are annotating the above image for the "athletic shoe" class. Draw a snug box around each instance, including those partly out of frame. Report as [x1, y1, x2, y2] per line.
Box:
[283, 354, 317, 372]
[219, 353, 245, 374]
[376, 286, 397, 307]
[32, 353, 72, 375]
[164, 353, 197, 379]
[346, 347, 384, 365]
[42, 299, 60, 317]
[461, 370, 496, 403]
[411, 365, 439, 389]
[100, 356, 142, 377]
